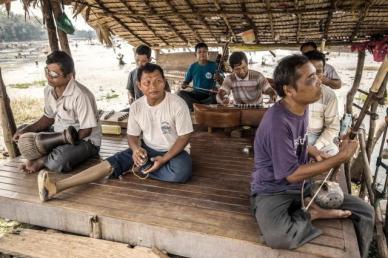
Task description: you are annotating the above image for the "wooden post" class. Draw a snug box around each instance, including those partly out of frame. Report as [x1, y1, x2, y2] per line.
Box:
[346, 50, 365, 114]
[0, 68, 20, 158]
[320, 39, 326, 52]
[50, 0, 72, 56]
[154, 49, 160, 64]
[41, 0, 59, 52]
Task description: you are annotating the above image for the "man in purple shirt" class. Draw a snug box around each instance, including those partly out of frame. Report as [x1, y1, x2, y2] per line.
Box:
[251, 55, 374, 258]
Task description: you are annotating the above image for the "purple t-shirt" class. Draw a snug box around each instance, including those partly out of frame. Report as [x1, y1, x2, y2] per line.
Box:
[251, 101, 309, 194]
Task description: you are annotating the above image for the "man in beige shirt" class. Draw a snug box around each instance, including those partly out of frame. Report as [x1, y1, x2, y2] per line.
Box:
[304, 50, 340, 156]
[13, 51, 101, 173]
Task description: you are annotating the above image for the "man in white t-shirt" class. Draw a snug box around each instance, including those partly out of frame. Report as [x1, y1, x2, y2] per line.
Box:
[37, 63, 193, 202]
[13, 51, 101, 174]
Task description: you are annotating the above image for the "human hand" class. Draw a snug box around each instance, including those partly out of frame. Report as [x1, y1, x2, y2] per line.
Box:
[308, 145, 330, 162]
[338, 134, 359, 161]
[222, 98, 231, 105]
[142, 156, 166, 174]
[214, 73, 223, 84]
[132, 147, 147, 167]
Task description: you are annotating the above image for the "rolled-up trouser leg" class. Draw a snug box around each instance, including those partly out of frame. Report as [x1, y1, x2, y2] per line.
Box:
[251, 193, 321, 249]
[339, 194, 375, 258]
[145, 146, 192, 183]
[106, 145, 192, 183]
[44, 140, 99, 172]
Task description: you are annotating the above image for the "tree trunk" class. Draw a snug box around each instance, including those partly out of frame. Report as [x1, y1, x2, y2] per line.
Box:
[0, 68, 20, 158]
[41, 0, 59, 52]
[50, 0, 72, 56]
[346, 50, 365, 114]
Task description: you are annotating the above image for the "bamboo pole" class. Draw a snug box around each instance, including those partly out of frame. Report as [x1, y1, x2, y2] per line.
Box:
[41, 0, 59, 52]
[50, 0, 72, 56]
[346, 50, 365, 114]
[366, 75, 387, 159]
[0, 68, 20, 158]
[359, 75, 387, 197]
[359, 130, 388, 258]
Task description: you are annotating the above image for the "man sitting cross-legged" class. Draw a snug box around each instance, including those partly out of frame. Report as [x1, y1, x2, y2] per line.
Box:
[251, 55, 374, 258]
[216, 51, 276, 105]
[38, 63, 193, 202]
[13, 51, 101, 174]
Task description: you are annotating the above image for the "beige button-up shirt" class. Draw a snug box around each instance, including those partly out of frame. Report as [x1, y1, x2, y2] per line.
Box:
[43, 79, 102, 146]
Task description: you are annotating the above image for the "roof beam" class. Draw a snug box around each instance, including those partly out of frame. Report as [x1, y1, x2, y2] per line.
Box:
[350, 1, 373, 42]
[118, 0, 168, 46]
[265, 0, 275, 41]
[322, 0, 338, 40]
[164, 1, 203, 43]
[182, 0, 219, 43]
[92, 0, 150, 46]
[241, 2, 259, 43]
[77, 3, 387, 19]
[213, 0, 236, 39]
[143, 0, 189, 45]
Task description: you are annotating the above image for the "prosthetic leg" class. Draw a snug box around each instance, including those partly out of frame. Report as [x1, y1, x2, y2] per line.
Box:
[37, 161, 112, 202]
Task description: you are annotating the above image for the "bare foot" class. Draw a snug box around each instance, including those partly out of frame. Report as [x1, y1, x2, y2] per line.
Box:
[19, 162, 34, 174]
[306, 198, 351, 220]
[23, 157, 46, 174]
[37, 170, 57, 202]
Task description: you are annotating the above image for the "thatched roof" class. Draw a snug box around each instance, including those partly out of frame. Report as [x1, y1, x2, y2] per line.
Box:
[3, 0, 388, 48]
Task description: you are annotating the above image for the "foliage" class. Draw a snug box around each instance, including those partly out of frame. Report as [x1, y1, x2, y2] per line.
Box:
[10, 97, 43, 125]
[9, 80, 46, 89]
[0, 10, 96, 42]
[0, 10, 46, 42]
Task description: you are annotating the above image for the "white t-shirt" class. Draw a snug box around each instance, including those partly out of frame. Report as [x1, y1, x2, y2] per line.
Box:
[44, 79, 102, 146]
[127, 92, 193, 152]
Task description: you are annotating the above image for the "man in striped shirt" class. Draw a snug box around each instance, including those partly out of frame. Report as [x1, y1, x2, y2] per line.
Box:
[217, 52, 276, 105]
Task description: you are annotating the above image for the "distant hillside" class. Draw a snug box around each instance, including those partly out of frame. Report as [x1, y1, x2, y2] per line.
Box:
[0, 10, 95, 42]
[0, 10, 45, 42]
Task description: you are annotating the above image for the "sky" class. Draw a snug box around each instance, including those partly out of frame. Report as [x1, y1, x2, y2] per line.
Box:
[2, 0, 93, 31]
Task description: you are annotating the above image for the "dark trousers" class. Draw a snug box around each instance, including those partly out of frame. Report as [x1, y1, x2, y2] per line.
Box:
[177, 90, 216, 111]
[251, 192, 374, 258]
[106, 144, 192, 183]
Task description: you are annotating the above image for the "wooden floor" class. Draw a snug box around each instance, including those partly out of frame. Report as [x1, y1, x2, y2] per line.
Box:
[0, 130, 359, 258]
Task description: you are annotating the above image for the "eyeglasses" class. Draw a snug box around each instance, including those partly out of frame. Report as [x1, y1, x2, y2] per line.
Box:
[44, 67, 64, 79]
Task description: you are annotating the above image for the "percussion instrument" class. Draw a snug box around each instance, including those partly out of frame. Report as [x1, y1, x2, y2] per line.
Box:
[193, 103, 268, 128]
[18, 126, 78, 160]
[100, 111, 129, 128]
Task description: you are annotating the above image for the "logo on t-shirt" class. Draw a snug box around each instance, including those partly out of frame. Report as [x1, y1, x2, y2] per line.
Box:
[294, 133, 308, 156]
[205, 72, 213, 80]
[161, 121, 172, 134]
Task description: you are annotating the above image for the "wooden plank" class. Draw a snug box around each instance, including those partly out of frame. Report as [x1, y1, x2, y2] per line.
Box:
[0, 196, 347, 258]
[0, 131, 360, 258]
[0, 172, 347, 249]
[0, 229, 161, 258]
